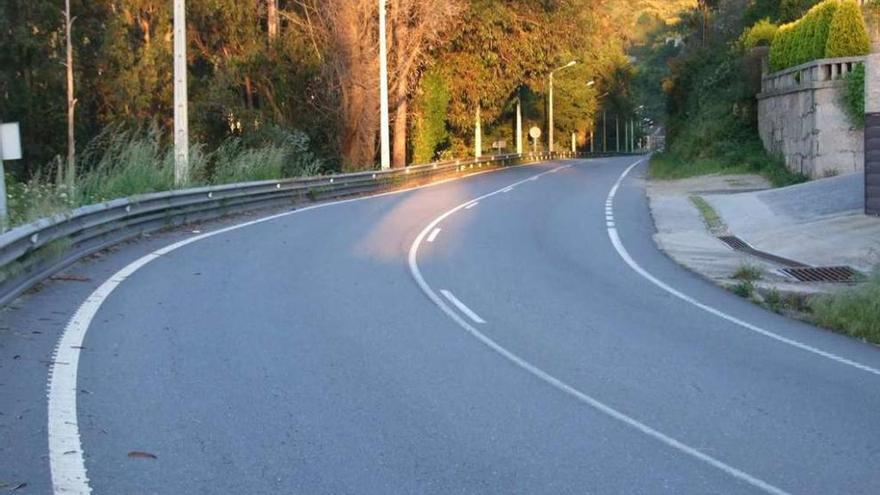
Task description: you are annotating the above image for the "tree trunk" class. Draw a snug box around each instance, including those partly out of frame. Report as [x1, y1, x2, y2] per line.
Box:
[332, 1, 379, 169]
[267, 0, 279, 41]
[391, 2, 408, 168]
[244, 75, 254, 109]
[392, 97, 407, 167]
[65, 0, 76, 189]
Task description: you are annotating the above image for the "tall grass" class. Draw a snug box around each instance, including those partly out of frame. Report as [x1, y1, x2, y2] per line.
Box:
[650, 149, 808, 187]
[811, 271, 880, 344]
[6, 125, 322, 229]
[76, 126, 181, 205]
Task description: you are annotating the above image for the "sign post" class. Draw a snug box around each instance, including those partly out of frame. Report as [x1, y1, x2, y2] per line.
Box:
[0, 122, 23, 227]
[529, 126, 541, 154]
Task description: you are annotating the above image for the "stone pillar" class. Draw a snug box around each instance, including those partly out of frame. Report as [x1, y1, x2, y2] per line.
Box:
[866, 50, 880, 216]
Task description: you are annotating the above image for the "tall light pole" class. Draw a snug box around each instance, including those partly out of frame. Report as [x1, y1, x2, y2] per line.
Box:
[173, 0, 189, 186]
[548, 60, 576, 153]
[616, 115, 620, 153]
[603, 111, 607, 153]
[474, 106, 482, 158]
[378, 0, 391, 170]
[516, 91, 523, 155]
[594, 91, 609, 154]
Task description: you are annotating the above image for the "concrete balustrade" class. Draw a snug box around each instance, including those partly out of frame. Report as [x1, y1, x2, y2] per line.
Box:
[760, 56, 865, 95]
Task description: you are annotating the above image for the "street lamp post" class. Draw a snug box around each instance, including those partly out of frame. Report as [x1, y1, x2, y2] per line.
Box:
[516, 90, 523, 155]
[548, 61, 576, 153]
[603, 111, 607, 153]
[173, 0, 189, 186]
[378, 0, 391, 170]
[616, 115, 620, 153]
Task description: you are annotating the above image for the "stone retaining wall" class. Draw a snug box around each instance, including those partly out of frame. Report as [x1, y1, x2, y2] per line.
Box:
[757, 57, 865, 178]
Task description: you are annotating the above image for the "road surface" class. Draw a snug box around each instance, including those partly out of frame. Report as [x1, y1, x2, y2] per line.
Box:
[2, 156, 880, 494]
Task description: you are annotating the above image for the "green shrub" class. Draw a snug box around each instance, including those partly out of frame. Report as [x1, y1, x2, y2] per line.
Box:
[826, 0, 872, 57]
[769, 23, 795, 71]
[411, 69, 451, 164]
[769, 0, 840, 71]
[732, 281, 756, 298]
[5, 173, 72, 228]
[808, 0, 839, 60]
[733, 265, 764, 281]
[764, 289, 783, 313]
[843, 63, 866, 127]
[742, 19, 779, 49]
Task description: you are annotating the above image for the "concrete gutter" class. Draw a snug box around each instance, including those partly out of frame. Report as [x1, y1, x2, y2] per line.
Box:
[648, 173, 880, 297]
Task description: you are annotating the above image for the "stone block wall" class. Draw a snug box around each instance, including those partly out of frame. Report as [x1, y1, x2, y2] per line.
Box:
[757, 57, 865, 178]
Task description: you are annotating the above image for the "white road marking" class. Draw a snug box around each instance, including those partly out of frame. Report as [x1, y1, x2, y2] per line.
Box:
[465, 202, 479, 209]
[502, 187, 514, 193]
[407, 161, 790, 495]
[47, 159, 570, 494]
[606, 159, 880, 377]
[440, 290, 486, 324]
[427, 228, 442, 243]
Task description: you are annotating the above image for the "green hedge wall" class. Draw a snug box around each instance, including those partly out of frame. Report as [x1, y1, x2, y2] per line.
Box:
[768, 0, 871, 72]
[769, 0, 839, 71]
[825, 0, 871, 58]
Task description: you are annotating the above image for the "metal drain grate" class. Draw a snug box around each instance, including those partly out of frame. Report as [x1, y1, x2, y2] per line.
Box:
[780, 266, 861, 283]
[716, 235, 808, 268]
[717, 235, 750, 251]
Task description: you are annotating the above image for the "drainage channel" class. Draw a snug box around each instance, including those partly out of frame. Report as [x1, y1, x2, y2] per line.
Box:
[717, 235, 861, 283]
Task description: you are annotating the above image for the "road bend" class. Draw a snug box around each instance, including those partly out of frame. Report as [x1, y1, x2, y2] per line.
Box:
[2, 156, 880, 494]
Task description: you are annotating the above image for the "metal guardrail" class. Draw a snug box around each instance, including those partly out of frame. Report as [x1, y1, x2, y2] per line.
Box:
[0, 151, 637, 306]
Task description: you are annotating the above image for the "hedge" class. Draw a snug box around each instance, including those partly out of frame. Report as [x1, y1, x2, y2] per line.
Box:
[769, 0, 839, 71]
[742, 19, 779, 49]
[768, 0, 872, 71]
[825, 0, 871, 58]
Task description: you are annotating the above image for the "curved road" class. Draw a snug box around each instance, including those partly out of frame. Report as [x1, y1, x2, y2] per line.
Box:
[3, 156, 880, 494]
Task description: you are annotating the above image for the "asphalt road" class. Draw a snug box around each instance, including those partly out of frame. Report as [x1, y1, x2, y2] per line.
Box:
[3, 156, 880, 494]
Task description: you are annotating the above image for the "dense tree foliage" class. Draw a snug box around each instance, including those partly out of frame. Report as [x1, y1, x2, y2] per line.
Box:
[0, 0, 703, 182]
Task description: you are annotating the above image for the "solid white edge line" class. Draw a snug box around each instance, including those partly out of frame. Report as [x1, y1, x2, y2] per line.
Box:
[440, 290, 487, 324]
[427, 228, 442, 243]
[407, 159, 790, 495]
[605, 159, 880, 377]
[465, 202, 479, 209]
[47, 159, 571, 495]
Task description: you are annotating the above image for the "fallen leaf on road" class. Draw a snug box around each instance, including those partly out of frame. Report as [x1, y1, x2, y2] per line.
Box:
[127, 451, 157, 460]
